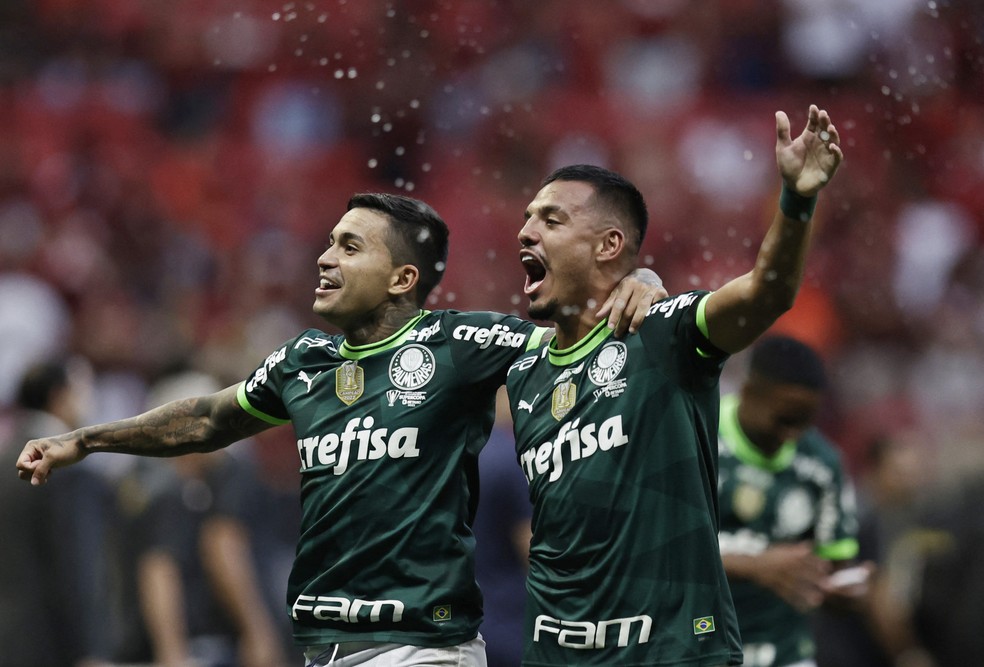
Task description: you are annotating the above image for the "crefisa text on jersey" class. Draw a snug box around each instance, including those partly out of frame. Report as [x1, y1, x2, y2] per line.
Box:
[296, 416, 420, 475]
[648, 292, 698, 318]
[452, 322, 528, 349]
[520, 415, 629, 483]
[245, 346, 288, 392]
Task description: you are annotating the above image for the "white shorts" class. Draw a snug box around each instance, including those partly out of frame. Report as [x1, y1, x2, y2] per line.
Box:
[304, 635, 487, 667]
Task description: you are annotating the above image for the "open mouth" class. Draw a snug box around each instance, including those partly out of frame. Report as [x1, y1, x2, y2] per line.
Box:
[520, 252, 546, 295]
[316, 276, 341, 295]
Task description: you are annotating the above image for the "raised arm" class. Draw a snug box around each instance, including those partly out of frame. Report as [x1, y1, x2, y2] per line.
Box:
[16, 384, 272, 486]
[704, 104, 843, 353]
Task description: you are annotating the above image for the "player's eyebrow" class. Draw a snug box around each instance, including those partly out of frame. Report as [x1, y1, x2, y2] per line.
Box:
[524, 204, 563, 221]
[335, 230, 365, 245]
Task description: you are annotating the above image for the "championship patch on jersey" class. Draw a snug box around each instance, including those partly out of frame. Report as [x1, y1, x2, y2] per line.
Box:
[551, 379, 576, 421]
[336, 360, 364, 405]
[733, 483, 766, 522]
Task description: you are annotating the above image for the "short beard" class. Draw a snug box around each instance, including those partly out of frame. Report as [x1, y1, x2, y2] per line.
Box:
[527, 297, 558, 323]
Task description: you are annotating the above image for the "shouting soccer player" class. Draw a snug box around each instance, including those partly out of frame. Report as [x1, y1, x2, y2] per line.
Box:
[505, 105, 843, 666]
[17, 193, 664, 667]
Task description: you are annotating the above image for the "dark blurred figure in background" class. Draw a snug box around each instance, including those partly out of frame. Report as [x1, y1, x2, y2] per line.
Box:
[717, 336, 871, 667]
[813, 432, 927, 667]
[109, 370, 289, 667]
[865, 453, 984, 667]
[0, 358, 114, 667]
[243, 424, 306, 666]
[903, 473, 984, 667]
[473, 388, 532, 667]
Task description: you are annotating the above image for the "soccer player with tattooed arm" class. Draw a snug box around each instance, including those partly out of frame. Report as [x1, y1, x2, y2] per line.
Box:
[17, 192, 665, 667]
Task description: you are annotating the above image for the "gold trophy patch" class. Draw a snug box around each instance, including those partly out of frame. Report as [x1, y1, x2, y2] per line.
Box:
[335, 360, 364, 405]
[733, 484, 766, 523]
[551, 379, 577, 421]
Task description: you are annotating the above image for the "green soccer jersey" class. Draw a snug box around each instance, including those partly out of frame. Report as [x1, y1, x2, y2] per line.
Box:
[717, 393, 859, 667]
[237, 310, 548, 648]
[505, 291, 743, 667]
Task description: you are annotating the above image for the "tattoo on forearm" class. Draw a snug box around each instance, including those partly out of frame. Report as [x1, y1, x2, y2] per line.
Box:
[80, 392, 259, 457]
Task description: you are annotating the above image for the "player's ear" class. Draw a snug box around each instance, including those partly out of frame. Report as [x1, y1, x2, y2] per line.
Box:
[597, 227, 626, 263]
[389, 264, 420, 298]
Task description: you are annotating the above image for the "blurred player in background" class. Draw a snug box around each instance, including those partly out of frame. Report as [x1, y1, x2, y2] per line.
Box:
[0, 358, 114, 667]
[110, 370, 288, 667]
[717, 335, 870, 667]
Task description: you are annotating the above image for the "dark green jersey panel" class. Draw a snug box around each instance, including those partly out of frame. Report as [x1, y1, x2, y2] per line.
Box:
[239, 310, 547, 647]
[506, 292, 743, 666]
[718, 393, 859, 666]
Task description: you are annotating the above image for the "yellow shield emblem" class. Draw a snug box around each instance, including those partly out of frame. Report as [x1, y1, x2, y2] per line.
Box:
[733, 483, 766, 522]
[551, 379, 577, 421]
[335, 361, 364, 405]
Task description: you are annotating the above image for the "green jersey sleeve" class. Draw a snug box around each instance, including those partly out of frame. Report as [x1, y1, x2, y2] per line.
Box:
[238, 329, 338, 424]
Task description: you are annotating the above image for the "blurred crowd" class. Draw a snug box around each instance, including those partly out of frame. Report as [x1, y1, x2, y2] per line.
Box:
[1, 1, 983, 665]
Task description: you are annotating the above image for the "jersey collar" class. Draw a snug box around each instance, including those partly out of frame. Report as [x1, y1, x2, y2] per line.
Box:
[547, 319, 612, 367]
[719, 393, 797, 472]
[339, 311, 429, 360]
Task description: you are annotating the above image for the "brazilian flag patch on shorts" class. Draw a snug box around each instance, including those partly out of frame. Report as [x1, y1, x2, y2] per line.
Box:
[693, 616, 715, 635]
[433, 605, 451, 622]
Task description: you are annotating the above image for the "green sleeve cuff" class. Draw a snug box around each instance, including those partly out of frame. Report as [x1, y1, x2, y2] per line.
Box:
[816, 538, 860, 561]
[696, 294, 710, 339]
[695, 294, 713, 358]
[526, 326, 551, 352]
[236, 382, 291, 425]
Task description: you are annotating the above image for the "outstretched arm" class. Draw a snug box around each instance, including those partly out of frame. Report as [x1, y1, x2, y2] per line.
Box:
[704, 104, 843, 353]
[16, 384, 272, 486]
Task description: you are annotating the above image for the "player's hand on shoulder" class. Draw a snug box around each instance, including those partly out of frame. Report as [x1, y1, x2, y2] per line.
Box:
[598, 268, 668, 336]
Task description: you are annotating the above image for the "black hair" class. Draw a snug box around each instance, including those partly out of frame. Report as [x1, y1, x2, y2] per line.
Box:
[541, 164, 648, 250]
[749, 335, 827, 390]
[16, 361, 69, 411]
[346, 193, 450, 306]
